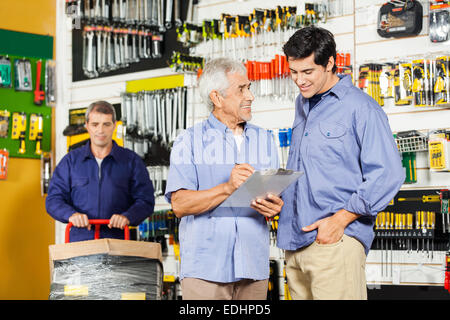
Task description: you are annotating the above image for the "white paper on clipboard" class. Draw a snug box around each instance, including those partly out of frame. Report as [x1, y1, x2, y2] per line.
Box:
[218, 168, 303, 208]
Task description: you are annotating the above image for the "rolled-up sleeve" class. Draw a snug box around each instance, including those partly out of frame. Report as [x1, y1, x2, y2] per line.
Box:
[344, 106, 405, 216]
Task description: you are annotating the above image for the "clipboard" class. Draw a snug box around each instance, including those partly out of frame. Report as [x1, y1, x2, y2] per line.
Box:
[218, 168, 303, 208]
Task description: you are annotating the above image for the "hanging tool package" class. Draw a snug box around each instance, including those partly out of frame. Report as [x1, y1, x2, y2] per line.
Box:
[377, 0, 423, 38]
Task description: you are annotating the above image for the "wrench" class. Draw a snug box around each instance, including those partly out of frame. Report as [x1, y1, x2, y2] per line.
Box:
[131, 28, 139, 63]
[166, 90, 173, 143]
[84, 0, 91, 21]
[94, 0, 101, 21]
[136, 92, 145, 136]
[152, 92, 159, 142]
[159, 92, 167, 146]
[157, 0, 166, 32]
[174, 0, 182, 27]
[106, 27, 117, 71]
[165, 0, 173, 29]
[112, 0, 120, 22]
[151, 33, 163, 59]
[171, 88, 178, 142]
[84, 29, 95, 78]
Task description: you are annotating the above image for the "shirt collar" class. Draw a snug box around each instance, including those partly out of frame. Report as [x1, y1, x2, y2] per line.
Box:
[207, 112, 251, 134]
[328, 74, 353, 100]
[82, 140, 121, 161]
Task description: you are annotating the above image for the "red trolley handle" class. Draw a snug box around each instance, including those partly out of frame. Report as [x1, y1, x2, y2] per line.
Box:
[65, 219, 130, 243]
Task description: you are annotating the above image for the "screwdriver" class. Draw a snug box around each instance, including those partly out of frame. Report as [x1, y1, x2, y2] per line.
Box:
[397, 195, 440, 203]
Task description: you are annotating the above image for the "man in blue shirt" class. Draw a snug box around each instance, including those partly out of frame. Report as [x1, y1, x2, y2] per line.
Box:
[165, 58, 283, 300]
[46, 101, 155, 242]
[278, 27, 405, 299]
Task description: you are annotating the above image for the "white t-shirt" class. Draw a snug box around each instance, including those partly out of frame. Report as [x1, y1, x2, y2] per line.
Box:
[234, 134, 244, 153]
[96, 157, 103, 179]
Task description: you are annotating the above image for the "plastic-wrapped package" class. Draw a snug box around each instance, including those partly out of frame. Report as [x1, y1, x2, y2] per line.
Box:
[48, 239, 163, 300]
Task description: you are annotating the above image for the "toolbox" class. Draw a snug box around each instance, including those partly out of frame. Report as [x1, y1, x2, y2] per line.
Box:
[48, 219, 163, 300]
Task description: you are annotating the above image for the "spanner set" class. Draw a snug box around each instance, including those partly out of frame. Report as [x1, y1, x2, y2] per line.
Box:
[65, 0, 185, 78]
[121, 86, 187, 157]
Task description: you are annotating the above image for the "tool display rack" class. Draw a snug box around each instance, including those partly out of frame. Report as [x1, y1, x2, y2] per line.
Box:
[0, 29, 53, 159]
[375, 229, 435, 242]
[71, 0, 191, 82]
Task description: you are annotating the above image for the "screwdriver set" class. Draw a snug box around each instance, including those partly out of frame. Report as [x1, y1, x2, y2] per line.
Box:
[372, 189, 450, 281]
[372, 190, 450, 254]
[189, 4, 328, 62]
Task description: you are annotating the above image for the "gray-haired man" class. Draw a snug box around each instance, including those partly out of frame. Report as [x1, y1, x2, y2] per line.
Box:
[165, 58, 284, 300]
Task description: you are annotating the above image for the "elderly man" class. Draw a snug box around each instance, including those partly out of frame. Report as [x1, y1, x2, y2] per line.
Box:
[46, 101, 155, 241]
[165, 58, 283, 300]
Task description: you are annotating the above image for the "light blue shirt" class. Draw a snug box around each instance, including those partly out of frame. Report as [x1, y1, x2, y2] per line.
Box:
[277, 75, 405, 254]
[165, 113, 279, 282]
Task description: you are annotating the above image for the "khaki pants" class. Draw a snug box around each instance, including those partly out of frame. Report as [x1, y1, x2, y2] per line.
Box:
[285, 234, 367, 300]
[181, 278, 268, 300]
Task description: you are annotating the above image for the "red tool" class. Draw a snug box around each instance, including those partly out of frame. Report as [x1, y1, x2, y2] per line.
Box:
[445, 252, 450, 293]
[34, 60, 45, 105]
[65, 219, 130, 243]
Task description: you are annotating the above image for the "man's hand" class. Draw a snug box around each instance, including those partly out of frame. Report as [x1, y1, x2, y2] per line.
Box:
[225, 164, 255, 194]
[251, 193, 284, 218]
[68, 212, 91, 230]
[108, 214, 130, 230]
[302, 209, 360, 244]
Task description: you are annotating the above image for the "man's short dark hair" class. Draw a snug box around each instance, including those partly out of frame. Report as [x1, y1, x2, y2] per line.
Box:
[283, 26, 337, 73]
[86, 100, 116, 123]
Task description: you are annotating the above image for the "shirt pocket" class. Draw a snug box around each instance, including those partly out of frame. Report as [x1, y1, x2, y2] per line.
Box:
[310, 121, 347, 164]
[70, 177, 89, 208]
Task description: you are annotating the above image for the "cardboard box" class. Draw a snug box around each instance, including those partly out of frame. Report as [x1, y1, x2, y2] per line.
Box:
[48, 239, 163, 300]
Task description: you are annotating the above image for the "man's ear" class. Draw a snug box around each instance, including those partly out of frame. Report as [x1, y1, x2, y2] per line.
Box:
[327, 56, 335, 72]
[209, 90, 222, 108]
